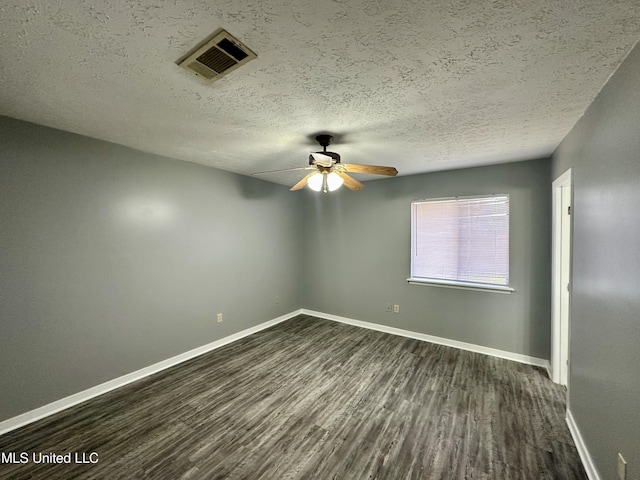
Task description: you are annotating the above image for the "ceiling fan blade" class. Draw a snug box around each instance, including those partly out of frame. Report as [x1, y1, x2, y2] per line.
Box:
[335, 171, 364, 191]
[290, 173, 316, 191]
[343, 164, 398, 176]
[252, 166, 314, 176]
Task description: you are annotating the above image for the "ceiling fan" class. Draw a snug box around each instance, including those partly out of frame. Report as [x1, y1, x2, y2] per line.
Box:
[253, 134, 398, 192]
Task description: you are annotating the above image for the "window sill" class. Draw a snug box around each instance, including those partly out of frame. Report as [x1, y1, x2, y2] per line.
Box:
[406, 277, 515, 294]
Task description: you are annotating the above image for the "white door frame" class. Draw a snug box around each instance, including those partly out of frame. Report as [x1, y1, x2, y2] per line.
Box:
[551, 168, 572, 386]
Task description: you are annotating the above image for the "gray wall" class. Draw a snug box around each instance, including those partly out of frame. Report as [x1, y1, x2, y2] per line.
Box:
[552, 43, 640, 479]
[301, 159, 552, 359]
[0, 116, 301, 422]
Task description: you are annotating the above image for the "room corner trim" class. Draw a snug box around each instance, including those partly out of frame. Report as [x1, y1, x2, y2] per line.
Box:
[0, 309, 303, 437]
[301, 309, 551, 370]
[566, 408, 601, 480]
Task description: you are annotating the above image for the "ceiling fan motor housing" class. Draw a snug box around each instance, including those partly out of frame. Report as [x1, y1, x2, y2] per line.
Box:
[309, 134, 341, 165]
[308, 151, 341, 165]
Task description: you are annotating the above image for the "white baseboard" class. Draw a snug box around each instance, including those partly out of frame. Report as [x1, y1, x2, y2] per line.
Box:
[1, 308, 550, 437]
[301, 309, 551, 370]
[566, 409, 601, 480]
[0, 309, 302, 436]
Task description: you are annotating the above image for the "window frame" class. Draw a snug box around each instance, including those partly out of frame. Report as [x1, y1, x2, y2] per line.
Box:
[407, 194, 514, 293]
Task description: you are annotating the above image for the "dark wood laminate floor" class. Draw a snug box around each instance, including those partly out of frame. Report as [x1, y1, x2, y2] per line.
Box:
[0, 315, 587, 479]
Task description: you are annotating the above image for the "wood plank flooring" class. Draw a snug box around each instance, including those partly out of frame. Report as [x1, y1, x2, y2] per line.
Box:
[0, 315, 587, 479]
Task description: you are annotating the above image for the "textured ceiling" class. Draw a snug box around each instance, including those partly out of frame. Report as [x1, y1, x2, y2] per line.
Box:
[1, 0, 639, 186]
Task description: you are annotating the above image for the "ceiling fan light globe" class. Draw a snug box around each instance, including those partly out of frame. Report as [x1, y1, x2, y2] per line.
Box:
[327, 172, 344, 191]
[307, 172, 323, 191]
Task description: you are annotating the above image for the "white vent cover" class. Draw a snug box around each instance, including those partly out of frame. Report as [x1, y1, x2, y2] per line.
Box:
[178, 29, 257, 82]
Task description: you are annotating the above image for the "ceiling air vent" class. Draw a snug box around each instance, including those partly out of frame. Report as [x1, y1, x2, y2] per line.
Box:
[178, 29, 257, 82]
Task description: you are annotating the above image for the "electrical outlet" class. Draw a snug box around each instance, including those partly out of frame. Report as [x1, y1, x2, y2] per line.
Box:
[393, 304, 400, 313]
[217, 313, 223, 323]
[618, 453, 626, 480]
[386, 304, 393, 312]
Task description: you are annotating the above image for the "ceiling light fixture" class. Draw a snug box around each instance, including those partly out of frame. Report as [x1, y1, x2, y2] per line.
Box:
[307, 171, 343, 193]
[307, 172, 323, 191]
[326, 172, 344, 191]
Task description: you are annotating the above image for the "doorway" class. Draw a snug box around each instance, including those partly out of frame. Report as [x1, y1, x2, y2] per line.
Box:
[551, 168, 572, 387]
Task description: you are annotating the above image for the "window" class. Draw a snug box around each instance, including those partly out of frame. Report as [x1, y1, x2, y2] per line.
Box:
[409, 195, 512, 292]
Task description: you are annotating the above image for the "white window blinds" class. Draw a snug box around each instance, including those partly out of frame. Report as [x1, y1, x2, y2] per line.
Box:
[411, 195, 510, 287]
